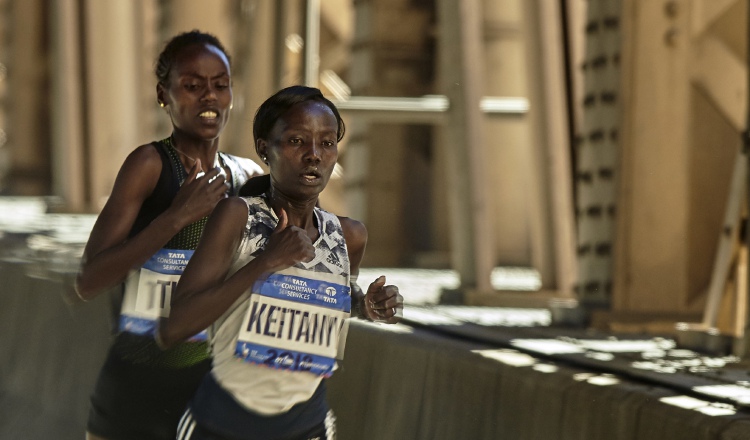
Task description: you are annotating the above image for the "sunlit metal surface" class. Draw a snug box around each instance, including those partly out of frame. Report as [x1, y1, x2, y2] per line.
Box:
[696, 405, 738, 417]
[511, 339, 585, 355]
[401, 307, 463, 326]
[693, 385, 750, 405]
[0, 197, 47, 232]
[331, 95, 529, 116]
[660, 395, 738, 417]
[285, 33, 304, 54]
[433, 306, 550, 326]
[585, 351, 614, 361]
[332, 95, 450, 113]
[573, 372, 597, 381]
[0, 198, 96, 281]
[320, 70, 351, 100]
[532, 363, 559, 373]
[572, 372, 621, 386]
[631, 354, 737, 375]
[480, 97, 529, 114]
[331, 162, 344, 179]
[359, 267, 541, 305]
[473, 349, 538, 367]
[402, 305, 550, 328]
[662, 395, 715, 410]
[577, 338, 675, 353]
[586, 374, 620, 386]
[304, 0, 320, 87]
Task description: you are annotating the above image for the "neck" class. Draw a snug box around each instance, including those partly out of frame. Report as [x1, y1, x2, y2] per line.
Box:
[170, 132, 220, 170]
[268, 187, 318, 231]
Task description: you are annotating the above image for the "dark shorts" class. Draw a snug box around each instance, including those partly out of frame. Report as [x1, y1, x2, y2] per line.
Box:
[177, 373, 332, 440]
[177, 409, 334, 440]
[87, 349, 211, 440]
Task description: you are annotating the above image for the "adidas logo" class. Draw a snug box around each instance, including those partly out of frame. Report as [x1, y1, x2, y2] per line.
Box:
[327, 252, 342, 267]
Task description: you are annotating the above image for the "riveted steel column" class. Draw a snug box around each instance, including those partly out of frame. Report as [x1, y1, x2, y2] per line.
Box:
[577, 0, 623, 308]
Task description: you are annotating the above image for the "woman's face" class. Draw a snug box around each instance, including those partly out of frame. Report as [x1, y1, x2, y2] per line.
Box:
[160, 43, 232, 141]
[261, 100, 339, 201]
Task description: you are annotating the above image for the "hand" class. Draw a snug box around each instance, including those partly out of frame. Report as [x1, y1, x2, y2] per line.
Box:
[363, 276, 403, 323]
[168, 160, 229, 225]
[260, 208, 316, 272]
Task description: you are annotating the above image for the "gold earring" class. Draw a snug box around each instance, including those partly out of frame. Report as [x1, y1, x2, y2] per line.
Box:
[159, 102, 165, 108]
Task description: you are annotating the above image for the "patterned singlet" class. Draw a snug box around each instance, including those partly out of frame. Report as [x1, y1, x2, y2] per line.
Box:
[206, 195, 352, 415]
[112, 138, 257, 369]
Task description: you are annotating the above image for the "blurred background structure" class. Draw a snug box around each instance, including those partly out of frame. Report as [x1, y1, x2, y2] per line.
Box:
[4, 0, 748, 326]
[1, 0, 578, 303]
[4, 0, 750, 438]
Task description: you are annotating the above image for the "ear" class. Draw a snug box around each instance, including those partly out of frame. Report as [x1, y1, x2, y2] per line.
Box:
[156, 83, 167, 107]
[255, 138, 268, 164]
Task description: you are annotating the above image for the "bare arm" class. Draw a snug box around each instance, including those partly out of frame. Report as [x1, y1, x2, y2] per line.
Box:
[340, 217, 403, 323]
[340, 217, 368, 318]
[159, 201, 317, 348]
[75, 145, 228, 301]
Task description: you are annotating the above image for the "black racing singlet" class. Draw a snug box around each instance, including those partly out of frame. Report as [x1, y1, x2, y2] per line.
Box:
[110, 138, 252, 369]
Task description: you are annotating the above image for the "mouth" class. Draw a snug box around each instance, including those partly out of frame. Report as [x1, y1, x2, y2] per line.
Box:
[198, 110, 219, 121]
[301, 168, 322, 183]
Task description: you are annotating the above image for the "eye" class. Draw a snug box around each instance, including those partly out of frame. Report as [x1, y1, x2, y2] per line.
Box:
[215, 82, 230, 90]
[322, 140, 336, 148]
[184, 83, 201, 91]
[289, 137, 303, 145]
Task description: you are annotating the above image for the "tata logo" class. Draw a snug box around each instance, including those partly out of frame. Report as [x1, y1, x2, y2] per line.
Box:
[325, 287, 337, 297]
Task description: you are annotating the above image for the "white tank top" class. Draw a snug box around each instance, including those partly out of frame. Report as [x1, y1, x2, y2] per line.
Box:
[209, 196, 351, 415]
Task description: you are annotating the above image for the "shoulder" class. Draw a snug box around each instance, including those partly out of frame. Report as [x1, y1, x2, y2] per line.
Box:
[119, 142, 163, 177]
[108, 143, 164, 199]
[207, 196, 251, 231]
[128, 142, 162, 164]
[214, 196, 250, 217]
[216, 196, 274, 224]
[338, 216, 367, 253]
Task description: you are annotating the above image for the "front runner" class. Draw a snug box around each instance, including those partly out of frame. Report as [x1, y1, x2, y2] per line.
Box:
[158, 86, 403, 440]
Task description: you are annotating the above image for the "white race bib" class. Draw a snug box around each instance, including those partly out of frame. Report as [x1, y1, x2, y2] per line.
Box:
[119, 248, 206, 341]
[235, 269, 351, 376]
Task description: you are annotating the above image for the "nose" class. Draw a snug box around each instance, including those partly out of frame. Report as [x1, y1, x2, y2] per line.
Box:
[304, 142, 322, 163]
[201, 84, 217, 103]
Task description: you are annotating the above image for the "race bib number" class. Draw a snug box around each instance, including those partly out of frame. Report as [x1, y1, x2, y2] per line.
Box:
[119, 249, 206, 341]
[235, 271, 351, 377]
